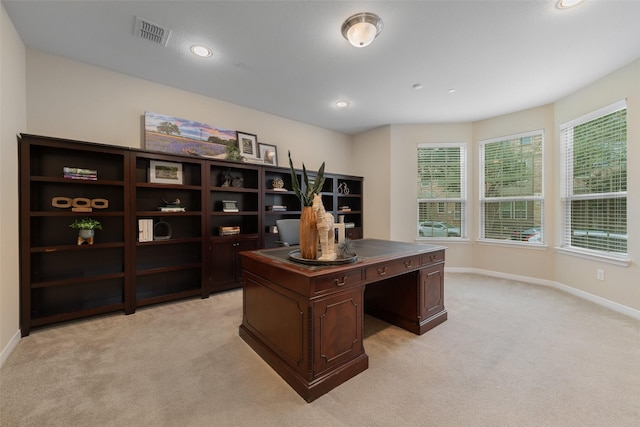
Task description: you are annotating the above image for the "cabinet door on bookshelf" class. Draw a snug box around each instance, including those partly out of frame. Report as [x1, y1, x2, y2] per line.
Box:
[19, 134, 129, 336]
[210, 237, 260, 292]
[131, 153, 207, 306]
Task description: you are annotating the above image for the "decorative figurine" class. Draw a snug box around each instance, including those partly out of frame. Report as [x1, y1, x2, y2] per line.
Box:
[312, 194, 336, 261]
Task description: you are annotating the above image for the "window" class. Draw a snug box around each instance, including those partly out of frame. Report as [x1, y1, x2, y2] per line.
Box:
[560, 100, 627, 256]
[480, 131, 543, 243]
[417, 144, 466, 238]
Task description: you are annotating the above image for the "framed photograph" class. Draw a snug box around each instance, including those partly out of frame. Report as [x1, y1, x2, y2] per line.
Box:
[237, 131, 258, 159]
[149, 160, 183, 185]
[258, 143, 278, 166]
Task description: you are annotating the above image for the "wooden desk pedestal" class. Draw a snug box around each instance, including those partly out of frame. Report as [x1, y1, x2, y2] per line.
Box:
[239, 239, 446, 402]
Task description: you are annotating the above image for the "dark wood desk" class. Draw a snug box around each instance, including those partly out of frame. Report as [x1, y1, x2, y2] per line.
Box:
[239, 239, 447, 402]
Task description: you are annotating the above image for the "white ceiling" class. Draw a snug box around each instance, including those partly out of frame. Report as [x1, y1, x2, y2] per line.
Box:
[4, 0, 640, 135]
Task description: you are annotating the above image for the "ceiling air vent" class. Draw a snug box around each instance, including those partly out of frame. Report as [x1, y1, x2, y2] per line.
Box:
[133, 17, 170, 46]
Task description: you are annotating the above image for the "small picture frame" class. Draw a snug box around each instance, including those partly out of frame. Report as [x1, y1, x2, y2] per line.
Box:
[222, 200, 239, 212]
[149, 160, 183, 185]
[258, 143, 278, 166]
[236, 131, 258, 159]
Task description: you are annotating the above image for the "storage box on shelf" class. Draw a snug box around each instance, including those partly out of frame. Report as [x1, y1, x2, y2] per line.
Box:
[131, 151, 207, 307]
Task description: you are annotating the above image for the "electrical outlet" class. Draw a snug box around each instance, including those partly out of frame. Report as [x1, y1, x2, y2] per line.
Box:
[597, 269, 605, 281]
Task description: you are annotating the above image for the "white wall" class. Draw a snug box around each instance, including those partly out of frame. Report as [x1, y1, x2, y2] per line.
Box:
[25, 50, 353, 174]
[0, 3, 26, 365]
[552, 59, 640, 311]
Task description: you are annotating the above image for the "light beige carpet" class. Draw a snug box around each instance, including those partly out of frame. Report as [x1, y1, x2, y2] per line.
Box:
[1, 273, 639, 426]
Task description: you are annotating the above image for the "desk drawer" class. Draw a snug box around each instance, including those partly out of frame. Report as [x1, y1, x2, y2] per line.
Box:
[313, 269, 363, 294]
[365, 255, 420, 281]
[421, 250, 445, 266]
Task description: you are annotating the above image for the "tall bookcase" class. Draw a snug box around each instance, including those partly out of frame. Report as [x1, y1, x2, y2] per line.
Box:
[19, 135, 130, 336]
[18, 133, 363, 335]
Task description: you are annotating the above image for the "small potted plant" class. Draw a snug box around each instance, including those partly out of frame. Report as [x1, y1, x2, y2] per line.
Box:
[69, 217, 102, 245]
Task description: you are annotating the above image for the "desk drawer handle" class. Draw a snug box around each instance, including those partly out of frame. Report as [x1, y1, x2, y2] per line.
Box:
[404, 260, 413, 268]
[377, 267, 387, 276]
[334, 277, 347, 287]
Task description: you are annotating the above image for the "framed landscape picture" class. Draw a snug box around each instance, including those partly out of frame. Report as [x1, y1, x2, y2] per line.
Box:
[149, 160, 183, 185]
[258, 143, 278, 165]
[144, 112, 237, 158]
[237, 131, 258, 160]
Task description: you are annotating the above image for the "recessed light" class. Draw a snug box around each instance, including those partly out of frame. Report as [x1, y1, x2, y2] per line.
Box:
[412, 83, 423, 90]
[448, 88, 456, 93]
[335, 100, 350, 109]
[557, 0, 584, 9]
[190, 45, 212, 58]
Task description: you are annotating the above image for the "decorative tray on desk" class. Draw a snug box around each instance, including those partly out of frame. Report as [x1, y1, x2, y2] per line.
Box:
[288, 250, 357, 266]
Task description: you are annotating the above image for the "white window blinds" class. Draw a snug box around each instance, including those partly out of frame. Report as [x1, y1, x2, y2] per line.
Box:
[560, 100, 627, 255]
[480, 131, 544, 242]
[417, 144, 466, 238]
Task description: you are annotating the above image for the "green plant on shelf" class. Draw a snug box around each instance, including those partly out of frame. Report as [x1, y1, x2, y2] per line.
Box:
[69, 217, 102, 230]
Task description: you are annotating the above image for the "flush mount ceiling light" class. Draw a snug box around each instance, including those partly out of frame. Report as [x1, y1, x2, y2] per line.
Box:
[335, 100, 350, 109]
[190, 45, 212, 58]
[341, 12, 383, 48]
[557, 0, 585, 9]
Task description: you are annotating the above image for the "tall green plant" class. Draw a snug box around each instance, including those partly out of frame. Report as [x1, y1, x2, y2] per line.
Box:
[288, 151, 326, 207]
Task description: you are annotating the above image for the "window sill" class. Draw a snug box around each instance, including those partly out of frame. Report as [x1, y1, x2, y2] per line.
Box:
[477, 238, 548, 250]
[555, 246, 630, 267]
[416, 237, 470, 243]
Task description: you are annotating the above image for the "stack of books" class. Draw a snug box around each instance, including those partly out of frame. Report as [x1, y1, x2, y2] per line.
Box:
[267, 205, 287, 212]
[63, 167, 97, 180]
[220, 226, 240, 236]
[159, 206, 185, 212]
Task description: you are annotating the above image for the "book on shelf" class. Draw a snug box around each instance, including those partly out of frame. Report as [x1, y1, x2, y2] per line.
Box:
[220, 226, 240, 236]
[267, 205, 287, 211]
[138, 219, 154, 242]
[159, 206, 186, 212]
[63, 166, 97, 180]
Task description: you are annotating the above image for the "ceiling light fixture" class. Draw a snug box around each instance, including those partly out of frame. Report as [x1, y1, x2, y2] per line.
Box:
[341, 12, 383, 48]
[557, 0, 585, 9]
[335, 100, 350, 109]
[190, 45, 212, 58]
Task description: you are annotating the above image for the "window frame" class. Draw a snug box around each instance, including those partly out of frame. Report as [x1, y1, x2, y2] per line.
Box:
[559, 99, 628, 262]
[416, 142, 467, 240]
[479, 130, 544, 245]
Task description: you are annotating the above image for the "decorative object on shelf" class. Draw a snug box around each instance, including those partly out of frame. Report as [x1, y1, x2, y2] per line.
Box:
[221, 169, 244, 188]
[69, 217, 102, 245]
[312, 194, 336, 261]
[63, 167, 97, 181]
[153, 220, 172, 240]
[337, 182, 350, 194]
[225, 140, 242, 161]
[289, 151, 326, 259]
[51, 197, 109, 212]
[236, 131, 259, 160]
[149, 160, 183, 184]
[271, 177, 286, 191]
[258, 143, 278, 165]
[159, 197, 185, 212]
[339, 206, 351, 212]
[144, 112, 237, 158]
[222, 200, 239, 212]
[220, 226, 240, 236]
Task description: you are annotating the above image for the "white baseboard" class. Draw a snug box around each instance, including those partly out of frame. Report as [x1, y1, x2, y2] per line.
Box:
[445, 267, 640, 321]
[0, 329, 21, 368]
